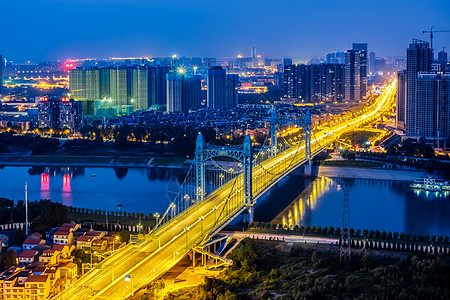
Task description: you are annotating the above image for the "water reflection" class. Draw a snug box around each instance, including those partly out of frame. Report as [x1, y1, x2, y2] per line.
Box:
[62, 174, 73, 206]
[40, 173, 50, 200]
[0, 165, 188, 214]
[271, 176, 450, 236]
[272, 177, 333, 229]
[114, 167, 128, 179]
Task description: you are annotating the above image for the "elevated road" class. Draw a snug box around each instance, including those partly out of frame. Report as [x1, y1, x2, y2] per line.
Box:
[53, 81, 396, 299]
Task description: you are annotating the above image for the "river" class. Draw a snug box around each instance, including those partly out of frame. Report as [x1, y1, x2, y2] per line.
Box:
[0, 165, 449, 236]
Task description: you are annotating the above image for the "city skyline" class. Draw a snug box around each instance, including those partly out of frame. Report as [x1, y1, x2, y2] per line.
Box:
[0, 0, 449, 61]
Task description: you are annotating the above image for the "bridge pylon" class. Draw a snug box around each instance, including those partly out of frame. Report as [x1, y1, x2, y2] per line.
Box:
[243, 135, 253, 206]
[269, 106, 312, 162]
[194, 132, 253, 209]
[195, 132, 206, 203]
[270, 106, 278, 157]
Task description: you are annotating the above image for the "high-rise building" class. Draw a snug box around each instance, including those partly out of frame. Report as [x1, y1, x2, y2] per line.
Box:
[296, 64, 344, 103]
[166, 73, 202, 113]
[438, 50, 448, 64]
[369, 51, 376, 74]
[345, 50, 361, 101]
[207, 66, 226, 108]
[283, 64, 297, 98]
[225, 74, 239, 108]
[69, 68, 86, 100]
[396, 70, 407, 129]
[110, 67, 129, 107]
[0, 54, 3, 95]
[131, 67, 148, 111]
[38, 97, 59, 129]
[251, 47, 256, 59]
[207, 67, 238, 109]
[166, 73, 184, 113]
[38, 97, 84, 132]
[405, 39, 433, 137]
[353, 43, 368, 98]
[416, 73, 450, 142]
[69, 67, 110, 115]
[274, 72, 284, 89]
[148, 65, 170, 110]
[59, 98, 84, 132]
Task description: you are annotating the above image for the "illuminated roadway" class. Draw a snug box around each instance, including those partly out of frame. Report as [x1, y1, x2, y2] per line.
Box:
[53, 81, 396, 299]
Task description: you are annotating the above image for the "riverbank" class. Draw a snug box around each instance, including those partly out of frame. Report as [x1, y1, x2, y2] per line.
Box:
[317, 166, 426, 181]
[0, 155, 188, 168]
[161, 237, 450, 300]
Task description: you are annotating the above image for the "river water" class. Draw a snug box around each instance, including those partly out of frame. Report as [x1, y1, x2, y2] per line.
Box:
[0, 165, 449, 236]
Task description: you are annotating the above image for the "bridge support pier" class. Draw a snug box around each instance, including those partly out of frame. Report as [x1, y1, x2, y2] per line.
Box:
[243, 206, 254, 224]
[303, 160, 313, 178]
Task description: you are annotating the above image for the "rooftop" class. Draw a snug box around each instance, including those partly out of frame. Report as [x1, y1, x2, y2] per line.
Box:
[18, 250, 38, 259]
[26, 275, 49, 283]
[23, 238, 42, 245]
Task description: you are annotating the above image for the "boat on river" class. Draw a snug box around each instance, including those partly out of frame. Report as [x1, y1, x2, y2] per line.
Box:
[409, 176, 450, 192]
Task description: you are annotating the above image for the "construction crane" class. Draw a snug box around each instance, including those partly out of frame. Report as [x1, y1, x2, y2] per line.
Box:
[423, 27, 450, 50]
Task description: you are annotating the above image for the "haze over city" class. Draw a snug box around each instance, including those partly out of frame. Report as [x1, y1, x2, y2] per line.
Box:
[1, 0, 450, 61]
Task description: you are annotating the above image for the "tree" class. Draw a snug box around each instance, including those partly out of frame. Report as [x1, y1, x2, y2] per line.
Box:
[311, 251, 320, 268]
[5, 249, 17, 268]
[33, 200, 68, 234]
[114, 134, 128, 149]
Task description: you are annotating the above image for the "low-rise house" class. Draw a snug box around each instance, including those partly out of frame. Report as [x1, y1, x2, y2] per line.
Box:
[92, 237, 108, 252]
[39, 249, 60, 265]
[51, 244, 75, 262]
[53, 229, 73, 245]
[24, 274, 51, 300]
[28, 232, 43, 240]
[76, 236, 97, 251]
[52, 223, 80, 245]
[17, 250, 38, 266]
[2, 270, 30, 299]
[58, 262, 77, 281]
[22, 237, 45, 250]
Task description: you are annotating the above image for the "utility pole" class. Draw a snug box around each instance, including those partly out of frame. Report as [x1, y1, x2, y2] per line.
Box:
[338, 178, 351, 262]
[25, 182, 28, 236]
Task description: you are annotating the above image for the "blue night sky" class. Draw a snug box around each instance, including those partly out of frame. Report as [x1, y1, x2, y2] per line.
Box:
[0, 0, 449, 61]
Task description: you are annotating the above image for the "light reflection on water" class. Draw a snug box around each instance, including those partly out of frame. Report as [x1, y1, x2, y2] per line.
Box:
[0, 166, 187, 215]
[270, 176, 450, 236]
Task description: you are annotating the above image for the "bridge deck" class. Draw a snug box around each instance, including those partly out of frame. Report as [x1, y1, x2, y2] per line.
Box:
[53, 81, 396, 299]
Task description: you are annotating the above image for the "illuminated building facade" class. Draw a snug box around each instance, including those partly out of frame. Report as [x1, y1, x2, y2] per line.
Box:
[59, 98, 84, 132]
[0, 54, 3, 95]
[396, 70, 407, 130]
[37, 97, 59, 129]
[207, 67, 238, 109]
[405, 39, 433, 137]
[284, 64, 344, 102]
[352, 43, 368, 98]
[416, 73, 450, 142]
[167, 73, 202, 113]
[344, 49, 361, 101]
[38, 97, 83, 132]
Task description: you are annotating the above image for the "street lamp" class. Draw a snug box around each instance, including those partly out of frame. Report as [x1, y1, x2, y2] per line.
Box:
[184, 227, 190, 249]
[219, 174, 224, 186]
[170, 203, 176, 218]
[184, 194, 190, 210]
[199, 216, 205, 235]
[213, 206, 218, 221]
[154, 213, 160, 227]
